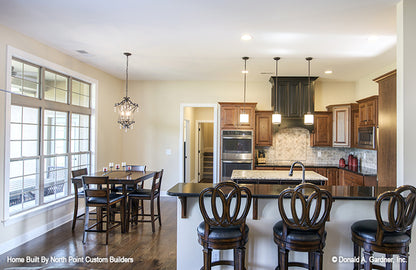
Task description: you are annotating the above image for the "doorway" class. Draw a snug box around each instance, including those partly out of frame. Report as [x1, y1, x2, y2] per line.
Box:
[180, 104, 218, 183]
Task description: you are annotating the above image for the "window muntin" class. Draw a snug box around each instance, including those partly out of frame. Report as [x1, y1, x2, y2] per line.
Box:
[44, 110, 68, 155]
[44, 70, 68, 103]
[43, 156, 68, 203]
[11, 59, 40, 97]
[72, 79, 90, 107]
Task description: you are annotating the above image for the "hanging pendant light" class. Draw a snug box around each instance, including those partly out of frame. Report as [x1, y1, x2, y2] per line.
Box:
[272, 57, 281, 124]
[114, 52, 139, 131]
[239, 56, 249, 123]
[304, 57, 314, 125]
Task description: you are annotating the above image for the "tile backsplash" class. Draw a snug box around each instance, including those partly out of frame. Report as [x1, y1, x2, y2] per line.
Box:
[257, 127, 377, 169]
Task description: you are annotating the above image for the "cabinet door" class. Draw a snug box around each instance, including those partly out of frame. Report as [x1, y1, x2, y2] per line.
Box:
[221, 106, 238, 129]
[358, 103, 367, 126]
[327, 168, 339, 186]
[332, 106, 351, 147]
[311, 112, 332, 147]
[365, 99, 377, 126]
[238, 105, 255, 129]
[340, 170, 363, 186]
[351, 110, 359, 148]
[255, 111, 273, 146]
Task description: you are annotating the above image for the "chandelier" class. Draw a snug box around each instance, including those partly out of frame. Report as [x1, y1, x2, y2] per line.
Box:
[304, 57, 314, 125]
[114, 52, 139, 131]
[239, 56, 249, 123]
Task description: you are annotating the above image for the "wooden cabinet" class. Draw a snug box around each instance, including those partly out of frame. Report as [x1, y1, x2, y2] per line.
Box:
[310, 111, 332, 147]
[327, 168, 339, 186]
[219, 102, 256, 129]
[327, 104, 358, 148]
[351, 109, 359, 148]
[375, 71, 396, 187]
[270, 77, 318, 118]
[339, 169, 377, 186]
[357, 96, 378, 127]
[255, 111, 273, 146]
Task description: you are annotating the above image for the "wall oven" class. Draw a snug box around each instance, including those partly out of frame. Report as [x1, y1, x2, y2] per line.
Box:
[358, 126, 376, 149]
[221, 130, 253, 180]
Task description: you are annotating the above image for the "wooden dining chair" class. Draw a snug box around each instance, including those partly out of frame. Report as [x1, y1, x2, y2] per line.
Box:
[71, 168, 89, 231]
[113, 165, 146, 193]
[127, 169, 163, 233]
[81, 175, 126, 245]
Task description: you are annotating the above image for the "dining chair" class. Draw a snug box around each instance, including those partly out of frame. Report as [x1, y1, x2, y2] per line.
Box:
[273, 183, 334, 270]
[113, 165, 146, 193]
[127, 169, 163, 233]
[351, 185, 416, 270]
[197, 181, 252, 270]
[81, 175, 126, 245]
[71, 168, 89, 231]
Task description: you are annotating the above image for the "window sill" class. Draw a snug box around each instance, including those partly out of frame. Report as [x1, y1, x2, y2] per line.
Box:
[2, 196, 74, 227]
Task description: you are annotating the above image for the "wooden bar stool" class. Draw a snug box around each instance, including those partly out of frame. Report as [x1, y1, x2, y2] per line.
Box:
[71, 168, 89, 231]
[273, 183, 333, 270]
[197, 181, 252, 270]
[351, 185, 416, 270]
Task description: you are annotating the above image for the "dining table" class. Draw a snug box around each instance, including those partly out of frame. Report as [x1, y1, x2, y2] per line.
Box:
[72, 169, 156, 233]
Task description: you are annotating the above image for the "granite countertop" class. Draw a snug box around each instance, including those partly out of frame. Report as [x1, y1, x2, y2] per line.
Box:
[231, 169, 327, 181]
[255, 163, 377, 176]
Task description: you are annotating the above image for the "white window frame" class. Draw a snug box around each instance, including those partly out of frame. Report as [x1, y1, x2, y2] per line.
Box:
[3, 46, 97, 222]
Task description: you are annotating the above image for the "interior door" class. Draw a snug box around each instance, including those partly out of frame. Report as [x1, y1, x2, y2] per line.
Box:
[198, 122, 204, 182]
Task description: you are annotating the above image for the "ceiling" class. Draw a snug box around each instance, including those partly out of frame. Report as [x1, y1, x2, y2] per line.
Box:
[0, 0, 399, 82]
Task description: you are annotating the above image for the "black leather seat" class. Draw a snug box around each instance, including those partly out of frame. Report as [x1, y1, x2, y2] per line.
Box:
[351, 185, 416, 270]
[197, 181, 252, 270]
[273, 183, 333, 270]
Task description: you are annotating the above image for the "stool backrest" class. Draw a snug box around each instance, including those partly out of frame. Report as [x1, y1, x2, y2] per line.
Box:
[199, 181, 252, 235]
[278, 183, 333, 234]
[81, 176, 110, 204]
[128, 165, 146, 172]
[150, 169, 164, 196]
[375, 185, 416, 235]
[71, 168, 88, 189]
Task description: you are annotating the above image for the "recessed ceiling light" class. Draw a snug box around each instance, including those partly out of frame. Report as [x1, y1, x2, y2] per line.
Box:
[324, 70, 333, 74]
[241, 34, 252, 41]
[242, 70, 248, 74]
[76, 50, 89, 54]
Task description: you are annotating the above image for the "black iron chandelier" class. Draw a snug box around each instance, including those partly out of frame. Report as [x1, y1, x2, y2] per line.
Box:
[114, 52, 139, 131]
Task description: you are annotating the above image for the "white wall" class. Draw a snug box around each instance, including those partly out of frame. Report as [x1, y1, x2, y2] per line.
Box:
[0, 24, 124, 253]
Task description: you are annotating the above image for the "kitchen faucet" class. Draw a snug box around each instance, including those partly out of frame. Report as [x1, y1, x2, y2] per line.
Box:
[289, 161, 306, 183]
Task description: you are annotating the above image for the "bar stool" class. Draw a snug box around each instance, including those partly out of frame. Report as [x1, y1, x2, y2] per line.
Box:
[197, 181, 252, 270]
[273, 183, 333, 270]
[351, 185, 416, 270]
[71, 168, 89, 231]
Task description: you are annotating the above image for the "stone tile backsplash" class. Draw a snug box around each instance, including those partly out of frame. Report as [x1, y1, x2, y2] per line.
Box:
[258, 127, 377, 169]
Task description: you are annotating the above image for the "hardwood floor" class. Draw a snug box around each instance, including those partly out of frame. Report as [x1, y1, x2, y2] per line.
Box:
[0, 197, 177, 270]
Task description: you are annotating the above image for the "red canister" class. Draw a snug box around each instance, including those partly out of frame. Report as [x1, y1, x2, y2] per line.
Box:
[348, 154, 354, 166]
[339, 158, 346, 168]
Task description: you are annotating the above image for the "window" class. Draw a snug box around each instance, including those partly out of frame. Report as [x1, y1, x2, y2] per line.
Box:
[7, 56, 93, 216]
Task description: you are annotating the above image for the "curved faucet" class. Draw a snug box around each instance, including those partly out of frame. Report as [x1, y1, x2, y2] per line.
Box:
[289, 161, 306, 183]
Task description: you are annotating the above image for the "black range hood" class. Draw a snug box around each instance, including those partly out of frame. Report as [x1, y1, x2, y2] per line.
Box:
[270, 76, 318, 132]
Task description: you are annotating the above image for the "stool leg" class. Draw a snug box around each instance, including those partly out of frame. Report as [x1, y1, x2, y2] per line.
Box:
[399, 254, 408, 270]
[353, 243, 361, 270]
[278, 247, 288, 270]
[203, 247, 212, 270]
[150, 198, 155, 233]
[157, 195, 162, 227]
[72, 195, 79, 231]
[385, 254, 392, 270]
[314, 251, 323, 270]
[363, 250, 372, 270]
[235, 247, 246, 270]
[82, 206, 89, 244]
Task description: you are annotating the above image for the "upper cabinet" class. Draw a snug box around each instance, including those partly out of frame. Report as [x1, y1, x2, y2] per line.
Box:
[255, 111, 273, 146]
[357, 96, 378, 127]
[327, 104, 358, 148]
[270, 77, 318, 118]
[351, 108, 359, 148]
[310, 111, 332, 147]
[219, 102, 257, 130]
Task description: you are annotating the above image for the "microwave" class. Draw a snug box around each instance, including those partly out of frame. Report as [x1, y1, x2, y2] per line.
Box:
[358, 126, 376, 149]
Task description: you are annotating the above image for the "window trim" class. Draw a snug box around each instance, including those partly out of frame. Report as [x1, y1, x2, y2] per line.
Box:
[3, 46, 98, 222]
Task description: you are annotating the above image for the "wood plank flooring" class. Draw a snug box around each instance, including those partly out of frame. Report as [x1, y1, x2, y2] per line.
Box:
[0, 197, 177, 270]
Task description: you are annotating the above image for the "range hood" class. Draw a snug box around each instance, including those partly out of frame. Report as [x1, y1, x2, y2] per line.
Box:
[270, 76, 318, 132]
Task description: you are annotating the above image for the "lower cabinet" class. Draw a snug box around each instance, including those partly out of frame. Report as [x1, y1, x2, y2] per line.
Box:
[339, 169, 377, 186]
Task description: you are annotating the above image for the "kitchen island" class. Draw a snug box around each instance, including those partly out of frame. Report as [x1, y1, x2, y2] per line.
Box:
[168, 183, 400, 270]
[231, 169, 327, 185]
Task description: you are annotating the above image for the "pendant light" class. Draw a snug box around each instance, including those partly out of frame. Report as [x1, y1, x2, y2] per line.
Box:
[114, 52, 139, 131]
[304, 57, 314, 125]
[239, 56, 249, 123]
[272, 57, 281, 124]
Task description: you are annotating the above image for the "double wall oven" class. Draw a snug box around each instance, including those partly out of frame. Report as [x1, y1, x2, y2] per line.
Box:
[221, 130, 253, 180]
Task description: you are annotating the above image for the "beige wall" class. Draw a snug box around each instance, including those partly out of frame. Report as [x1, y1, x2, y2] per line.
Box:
[315, 80, 356, 110]
[0, 25, 123, 252]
